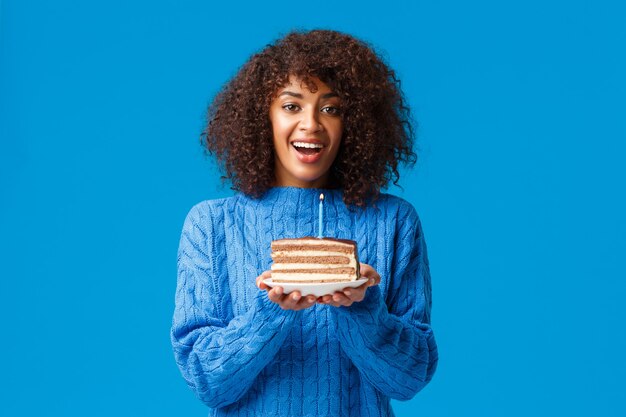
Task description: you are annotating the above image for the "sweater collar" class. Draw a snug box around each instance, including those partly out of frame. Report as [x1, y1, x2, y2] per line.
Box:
[263, 186, 342, 199]
[240, 186, 345, 211]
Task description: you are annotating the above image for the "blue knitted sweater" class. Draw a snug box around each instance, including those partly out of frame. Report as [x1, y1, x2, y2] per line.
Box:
[171, 187, 437, 416]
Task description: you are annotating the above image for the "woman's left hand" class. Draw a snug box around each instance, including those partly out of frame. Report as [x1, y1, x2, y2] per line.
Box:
[317, 262, 380, 307]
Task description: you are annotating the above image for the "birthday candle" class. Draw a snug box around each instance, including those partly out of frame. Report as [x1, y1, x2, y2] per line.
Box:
[318, 193, 324, 238]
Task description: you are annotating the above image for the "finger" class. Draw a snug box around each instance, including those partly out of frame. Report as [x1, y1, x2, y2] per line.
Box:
[342, 287, 357, 299]
[256, 276, 269, 290]
[319, 294, 333, 304]
[359, 263, 375, 280]
[359, 262, 372, 274]
[281, 290, 302, 310]
[256, 271, 272, 289]
[371, 271, 381, 286]
[267, 286, 284, 303]
[296, 295, 317, 310]
[332, 292, 351, 305]
[358, 265, 372, 283]
[343, 287, 366, 302]
[359, 263, 380, 286]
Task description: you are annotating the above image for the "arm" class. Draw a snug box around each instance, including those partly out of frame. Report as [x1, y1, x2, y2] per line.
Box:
[332, 205, 438, 400]
[171, 203, 299, 408]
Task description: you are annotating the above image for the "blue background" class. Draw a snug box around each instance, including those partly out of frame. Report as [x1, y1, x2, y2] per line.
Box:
[1, 0, 624, 415]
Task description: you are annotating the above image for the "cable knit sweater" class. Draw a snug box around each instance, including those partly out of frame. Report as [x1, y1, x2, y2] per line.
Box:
[171, 187, 437, 417]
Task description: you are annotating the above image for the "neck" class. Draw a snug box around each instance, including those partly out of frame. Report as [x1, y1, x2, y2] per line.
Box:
[273, 172, 331, 189]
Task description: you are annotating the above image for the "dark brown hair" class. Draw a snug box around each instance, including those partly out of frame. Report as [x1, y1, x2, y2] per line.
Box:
[202, 29, 417, 207]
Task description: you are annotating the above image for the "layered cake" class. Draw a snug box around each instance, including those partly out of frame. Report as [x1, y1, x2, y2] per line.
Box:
[270, 237, 360, 283]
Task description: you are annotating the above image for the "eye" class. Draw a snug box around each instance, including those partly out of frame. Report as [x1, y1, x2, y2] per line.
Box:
[321, 106, 341, 116]
[282, 104, 300, 112]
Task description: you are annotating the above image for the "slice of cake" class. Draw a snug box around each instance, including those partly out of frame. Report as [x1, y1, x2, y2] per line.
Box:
[270, 237, 360, 283]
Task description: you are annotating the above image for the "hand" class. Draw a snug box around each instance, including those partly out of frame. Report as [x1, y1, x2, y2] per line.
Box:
[256, 270, 317, 311]
[317, 263, 381, 308]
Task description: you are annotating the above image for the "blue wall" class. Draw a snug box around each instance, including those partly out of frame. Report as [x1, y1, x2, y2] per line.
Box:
[1, 0, 624, 415]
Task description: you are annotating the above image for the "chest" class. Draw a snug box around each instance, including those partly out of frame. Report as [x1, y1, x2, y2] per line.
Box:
[220, 205, 395, 316]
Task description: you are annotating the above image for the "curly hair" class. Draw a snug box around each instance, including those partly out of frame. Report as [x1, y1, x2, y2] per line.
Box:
[202, 29, 417, 207]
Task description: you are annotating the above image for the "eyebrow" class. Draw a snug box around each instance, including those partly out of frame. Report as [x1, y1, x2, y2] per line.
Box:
[278, 91, 339, 99]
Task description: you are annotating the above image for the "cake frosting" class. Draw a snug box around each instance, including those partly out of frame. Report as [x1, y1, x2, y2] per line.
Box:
[270, 237, 360, 283]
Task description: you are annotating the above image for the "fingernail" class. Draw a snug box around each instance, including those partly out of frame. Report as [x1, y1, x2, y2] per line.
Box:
[369, 279, 375, 285]
[344, 290, 351, 296]
[292, 293, 300, 301]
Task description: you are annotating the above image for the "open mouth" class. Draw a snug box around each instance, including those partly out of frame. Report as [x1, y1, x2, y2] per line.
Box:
[292, 141, 325, 156]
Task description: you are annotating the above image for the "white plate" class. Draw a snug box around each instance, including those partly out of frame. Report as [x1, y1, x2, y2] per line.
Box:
[262, 278, 369, 297]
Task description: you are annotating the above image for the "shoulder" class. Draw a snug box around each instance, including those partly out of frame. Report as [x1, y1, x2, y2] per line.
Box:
[182, 196, 237, 231]
[373, 193, 420, 223]
[372, 194, 426, 246]
[186, 197, 231, 215]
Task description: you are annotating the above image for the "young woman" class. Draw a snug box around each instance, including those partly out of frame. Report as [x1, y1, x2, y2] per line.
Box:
[171, 29, 438, 416]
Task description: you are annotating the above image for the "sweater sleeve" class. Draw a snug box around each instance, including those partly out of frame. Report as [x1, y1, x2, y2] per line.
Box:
[333, 203, 438, 401]
[171, 203, 299, 409]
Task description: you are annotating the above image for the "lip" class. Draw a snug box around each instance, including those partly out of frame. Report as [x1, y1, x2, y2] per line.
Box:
[290, 139, 327, 164]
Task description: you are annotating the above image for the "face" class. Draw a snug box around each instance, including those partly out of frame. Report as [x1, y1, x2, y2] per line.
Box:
[269, 75, 343, 188]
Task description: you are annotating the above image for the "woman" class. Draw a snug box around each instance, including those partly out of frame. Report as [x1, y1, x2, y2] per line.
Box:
[171, 29, 438, 416]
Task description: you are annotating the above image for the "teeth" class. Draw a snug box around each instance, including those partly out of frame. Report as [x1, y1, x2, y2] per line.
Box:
[292, 142, 324, 149]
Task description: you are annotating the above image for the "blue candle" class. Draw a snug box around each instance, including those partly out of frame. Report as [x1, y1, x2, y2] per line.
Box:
[318, 193, 324, 238]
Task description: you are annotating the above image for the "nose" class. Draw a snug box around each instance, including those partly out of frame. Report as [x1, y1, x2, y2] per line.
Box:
[299, 107, 322, 133]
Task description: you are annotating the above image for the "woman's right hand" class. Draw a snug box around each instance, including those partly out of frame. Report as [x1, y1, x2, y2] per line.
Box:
[256, 271, 317, 311]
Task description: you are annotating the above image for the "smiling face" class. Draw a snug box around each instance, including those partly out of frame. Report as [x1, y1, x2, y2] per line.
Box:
[269, 75, 343, 188]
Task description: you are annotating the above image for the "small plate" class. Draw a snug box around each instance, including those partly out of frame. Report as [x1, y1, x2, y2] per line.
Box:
[262, 278, 369, 297]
